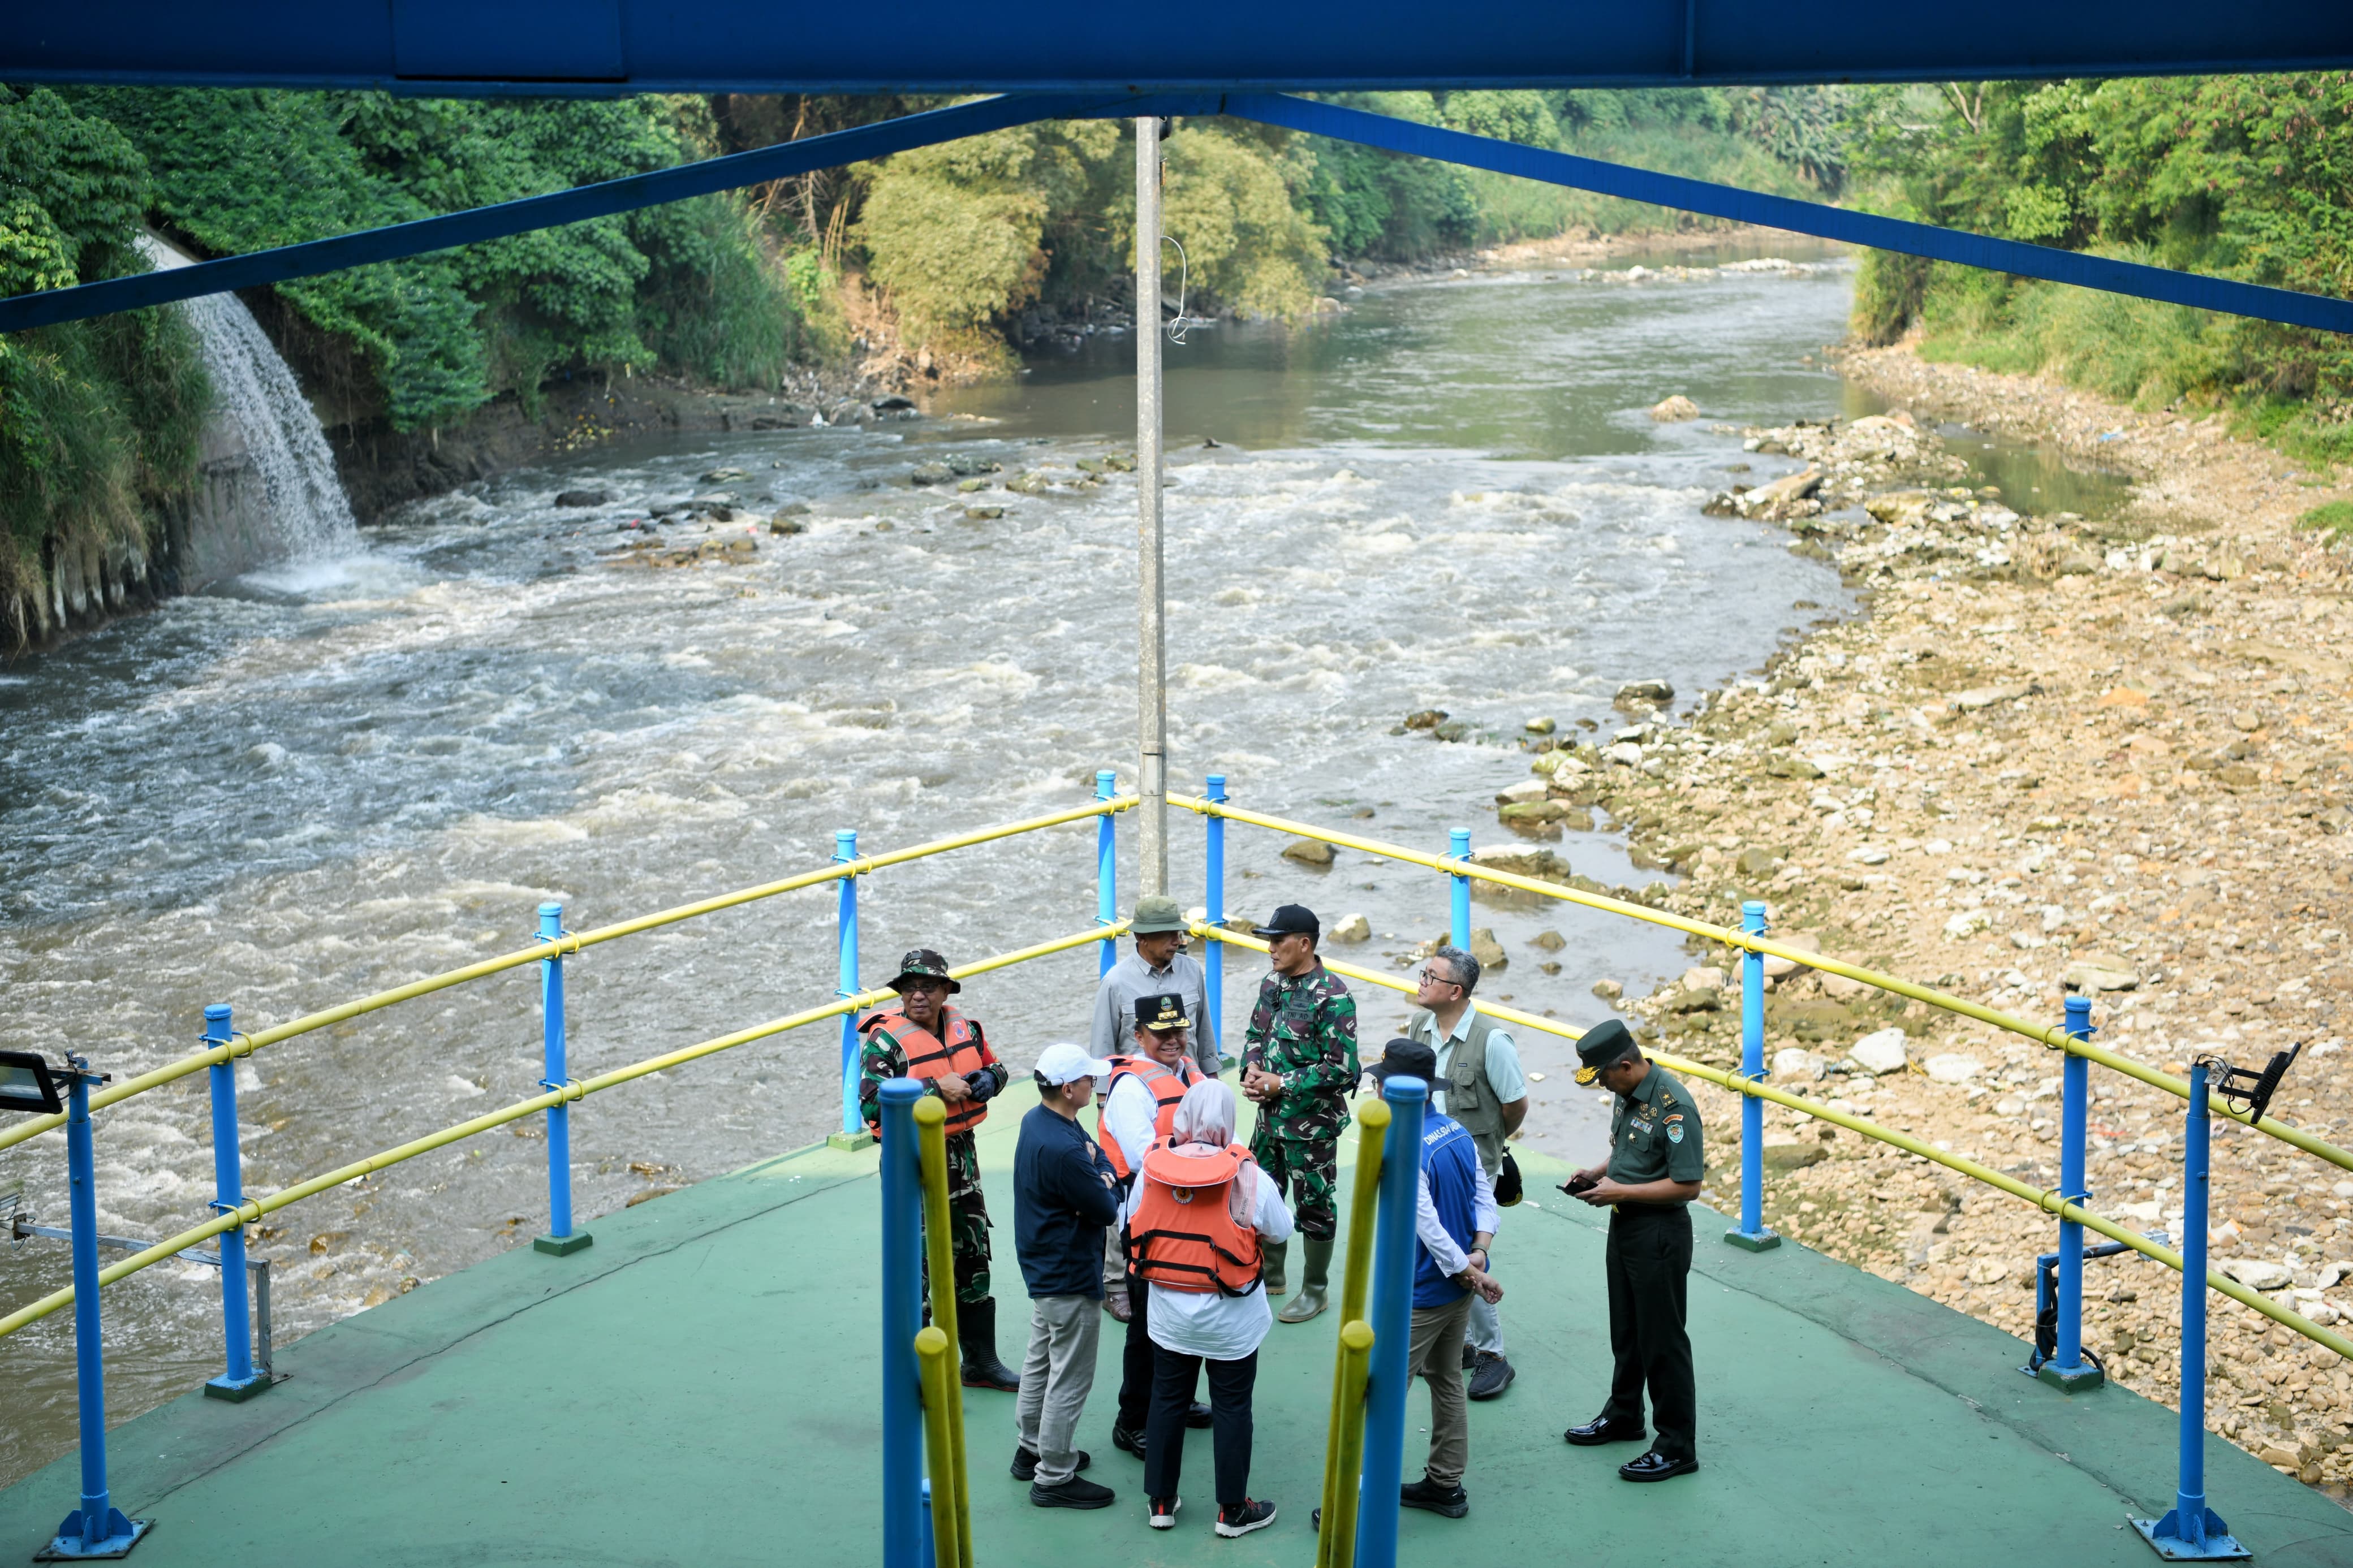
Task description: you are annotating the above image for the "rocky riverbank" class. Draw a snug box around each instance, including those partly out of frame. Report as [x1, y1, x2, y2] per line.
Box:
[1482, 349, 2353, 1500]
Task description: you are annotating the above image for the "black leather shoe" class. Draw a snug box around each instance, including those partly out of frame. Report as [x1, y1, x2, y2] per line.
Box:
[1400, 1476, 1469, 1518]
[1563, 1416, 1645, 1446]
[1618, 1450, 1699, 1482]
[1111, 1424, 1147, 1461]
[1184, 1400, 1213, 1429]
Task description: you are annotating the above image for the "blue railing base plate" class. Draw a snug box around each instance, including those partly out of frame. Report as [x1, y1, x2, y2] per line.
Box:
[532, 1232, 594, 1257]
[2033, 1362, 2107, 1394]
[2132, 1510, 2250, 1562]
[1723, 1228, 1782, 1253]
[200, 1372, 270, 1403]
[36, 1514, 148, 1562]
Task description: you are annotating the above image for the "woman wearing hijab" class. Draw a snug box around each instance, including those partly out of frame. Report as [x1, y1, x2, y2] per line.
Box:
[1126, 1079, 1293, 1538]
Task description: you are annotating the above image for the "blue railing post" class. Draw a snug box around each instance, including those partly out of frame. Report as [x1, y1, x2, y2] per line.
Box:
[1448, 827, 1472, 950]
[2132, 1061, 2242, 1558]
[1205, 775, 1227, 1061]
[532, 904, 591, 1257]
[202, 1005, 265, 1399]
[2040, 995, 2102, 1390]
[1355, 1073, 1426, 1568]
[1097, 769, 1118, 977]
[879, 1079, 926, 1568]
[1725, 900, 1778, 1251]
[51, 1056, 149, 1559]
[830, 830, 875, 1151]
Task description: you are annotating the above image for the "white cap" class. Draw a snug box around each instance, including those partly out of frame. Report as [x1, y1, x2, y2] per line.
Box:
[1033, 1042, 1114, 1086]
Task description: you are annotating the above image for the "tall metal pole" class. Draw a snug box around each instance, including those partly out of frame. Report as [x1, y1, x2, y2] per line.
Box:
[2041, 995, 2101, 1389]
[55, 1058, 147, 1558]
[830, 829, 873, 1150]
[1096, 768, 1119, 977]
[534, 904, 591, 1256]
[1135, 115, 1169, 897]
[1204, 774, 1227, 1057]
[203, 1004, 265, 1397]
[1355, 1073, 1426, 1568]
[1448, 827, 1472, 949]
[1726, 901, 1778, 1251]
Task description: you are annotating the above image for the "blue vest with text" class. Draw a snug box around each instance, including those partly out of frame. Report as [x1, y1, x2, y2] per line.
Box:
[1413, 1114, 1482, 1308]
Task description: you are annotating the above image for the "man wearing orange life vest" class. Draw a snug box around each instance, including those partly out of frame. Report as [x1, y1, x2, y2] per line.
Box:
[857, 948, 1022, 1392]
[1100, 994, 1214, 1458]
[1129, 1079, 1292, 1539]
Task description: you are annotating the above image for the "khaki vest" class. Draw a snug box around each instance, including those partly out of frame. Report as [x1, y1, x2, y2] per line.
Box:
[1406, 1007, 1506, 1174]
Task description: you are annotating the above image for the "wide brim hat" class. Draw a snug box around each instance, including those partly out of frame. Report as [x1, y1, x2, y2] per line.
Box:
[1131, 894, 1187, 936]
[889, 948, 961, 994]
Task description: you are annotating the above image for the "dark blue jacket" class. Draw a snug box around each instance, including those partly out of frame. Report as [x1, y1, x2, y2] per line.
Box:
[1413, 1115, 1483, 1309]
[1013, 1101, 1122, 1299]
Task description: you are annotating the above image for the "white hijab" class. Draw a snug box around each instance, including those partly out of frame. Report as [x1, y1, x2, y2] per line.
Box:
[1167, 1079, 1255, 1224]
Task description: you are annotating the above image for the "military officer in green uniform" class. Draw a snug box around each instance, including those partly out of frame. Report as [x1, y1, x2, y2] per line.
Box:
[1560, 1019, 1703, 1481]
[856, 948, 1023, 1391]
[1239, 903, 1358, 1324]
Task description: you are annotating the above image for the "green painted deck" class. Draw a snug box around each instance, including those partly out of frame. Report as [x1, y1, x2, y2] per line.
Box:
[6, 1099, 2349, 1568]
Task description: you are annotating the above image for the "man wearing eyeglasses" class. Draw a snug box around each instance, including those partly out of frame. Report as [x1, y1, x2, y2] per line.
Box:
[1402, 945, 1528, 1399]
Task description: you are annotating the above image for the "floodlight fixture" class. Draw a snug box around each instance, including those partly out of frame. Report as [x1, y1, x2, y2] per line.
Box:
[0, 1050, 62, 1115]
[2204, 1043, 2302, 1126]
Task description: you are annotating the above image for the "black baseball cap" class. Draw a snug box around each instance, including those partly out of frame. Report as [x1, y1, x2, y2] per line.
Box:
[1367, 1037, 1438, 1086]
[1251, 904, 1320, 940]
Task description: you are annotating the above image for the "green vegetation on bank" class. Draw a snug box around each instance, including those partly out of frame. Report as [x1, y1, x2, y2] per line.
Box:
[1848, 75, 2353, 468]
[0, 88, 207, 634]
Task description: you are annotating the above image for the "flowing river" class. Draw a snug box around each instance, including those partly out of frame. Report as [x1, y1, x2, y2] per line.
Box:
[3, 240, 1973, 1477]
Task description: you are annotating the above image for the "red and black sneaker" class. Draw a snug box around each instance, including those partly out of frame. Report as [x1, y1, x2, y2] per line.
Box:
[1148, 1496, 1181, 1530]
[1215, 1498, 1277, 1538]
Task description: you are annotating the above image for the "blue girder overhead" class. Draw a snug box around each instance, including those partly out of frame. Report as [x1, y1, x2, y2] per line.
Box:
[6, 92, 2350, 340]
[4, 1, 2352, 93]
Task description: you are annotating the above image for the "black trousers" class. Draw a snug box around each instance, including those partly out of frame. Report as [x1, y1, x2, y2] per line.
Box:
[1116, 1263, 1157, 1432]
[1143, 1342, 1257, 1510]
[1600, 1204, 1696, 1462]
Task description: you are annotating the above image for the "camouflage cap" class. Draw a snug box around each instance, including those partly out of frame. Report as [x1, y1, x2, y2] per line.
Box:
[889, 948, 961, 994]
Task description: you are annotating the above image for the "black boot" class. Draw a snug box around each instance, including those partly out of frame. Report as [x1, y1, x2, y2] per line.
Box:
[959, 1297, 1022, 1392]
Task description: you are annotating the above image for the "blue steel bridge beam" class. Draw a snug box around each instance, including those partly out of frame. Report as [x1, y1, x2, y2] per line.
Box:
[3, 1, 2351, 94]
[6, 90, 2350, 343]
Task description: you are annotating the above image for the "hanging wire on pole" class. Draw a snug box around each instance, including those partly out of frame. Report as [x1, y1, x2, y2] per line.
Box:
[1160, 235, 1209, 344]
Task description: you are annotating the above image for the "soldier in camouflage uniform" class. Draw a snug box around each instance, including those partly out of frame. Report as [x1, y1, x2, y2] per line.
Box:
[857, 948, 1022, 1391]
[1239, 904, 1359, 1325]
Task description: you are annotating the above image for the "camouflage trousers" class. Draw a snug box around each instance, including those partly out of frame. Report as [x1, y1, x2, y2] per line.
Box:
[1251, 1130, 1338, 1242]
[920, 1130, 992, 1306]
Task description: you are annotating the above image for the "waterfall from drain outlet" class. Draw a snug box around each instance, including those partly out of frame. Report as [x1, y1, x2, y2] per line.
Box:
[140, 235, 359, 576]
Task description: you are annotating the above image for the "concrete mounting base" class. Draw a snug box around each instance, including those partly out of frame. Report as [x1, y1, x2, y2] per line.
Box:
[201, 1372, 270, 1403]
[1723, 1229, 1782, 1253]
[533, 1232, 594, 1257]
[825, 1130, 876, 1152]
[2131, 1511, 2251, 1561]
[2036, 1362, 2107, 1394]
[36, 1514, 149, 1561]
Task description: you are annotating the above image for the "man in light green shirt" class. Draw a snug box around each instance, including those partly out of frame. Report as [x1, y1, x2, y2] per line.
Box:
[1402, 945, 1527, 1399]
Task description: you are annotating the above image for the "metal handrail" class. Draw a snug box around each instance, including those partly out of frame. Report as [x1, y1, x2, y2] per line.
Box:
[0, 796, 1136, 1157]
[1170, 791, 2352, 1174]
[1189, 922, 2353, 1364]
[0, 925, 1116, 1342]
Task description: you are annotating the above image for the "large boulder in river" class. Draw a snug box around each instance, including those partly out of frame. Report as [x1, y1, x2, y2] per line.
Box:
[1614, 678, 1674, 710]
[555, 488, 610, 508]
[1648, 394, 1701, 422]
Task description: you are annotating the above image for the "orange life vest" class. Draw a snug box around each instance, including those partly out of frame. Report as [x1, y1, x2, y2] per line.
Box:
[1128, 1141, 1264, 1297]
[860, 1004, 994, 1136]
[1096, 1055, 1201, 1181]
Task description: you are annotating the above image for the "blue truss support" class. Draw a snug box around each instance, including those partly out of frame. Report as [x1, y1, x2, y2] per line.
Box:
[0, 93, 1109, 335]
[1225, 94, 2353, 338]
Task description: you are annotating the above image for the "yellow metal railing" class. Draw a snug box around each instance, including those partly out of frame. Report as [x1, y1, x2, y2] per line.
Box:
[0, 925, 1113, 1342]
[0, 796, 1134, 1159]
[1178, 792, 2353, 1367]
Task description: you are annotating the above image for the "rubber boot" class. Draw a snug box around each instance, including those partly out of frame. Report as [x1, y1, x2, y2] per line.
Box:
[959, 1297, 1022, 1392]
[1260, 1238, 1290, 1297]
[1278, 1237, 1334, 1323]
